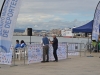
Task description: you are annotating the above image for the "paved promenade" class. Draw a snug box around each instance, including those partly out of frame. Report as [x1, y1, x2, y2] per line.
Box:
[0, 53, 100, 75]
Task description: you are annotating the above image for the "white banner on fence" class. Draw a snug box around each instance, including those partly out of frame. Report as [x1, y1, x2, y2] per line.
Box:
[28, 43, 67, 64]
[0, 0, 21, 53]
[28, 44, 42, 64]
[67, 43, 80, 55]
[49, 44, 67, 60]
[67, 43, 79, 52]
[0, 52, 12, 65]
[68, 52, 79, 56]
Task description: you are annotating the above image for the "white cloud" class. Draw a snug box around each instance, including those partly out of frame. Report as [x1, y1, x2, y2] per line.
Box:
[34, 25, 38, 28]
[53, 17, 63, 21]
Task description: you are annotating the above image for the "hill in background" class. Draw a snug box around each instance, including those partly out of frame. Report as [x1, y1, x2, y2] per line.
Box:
[14, 29, 49, 33]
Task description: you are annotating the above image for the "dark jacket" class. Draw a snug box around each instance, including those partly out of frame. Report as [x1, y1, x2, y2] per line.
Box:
[52, 37, 58, 49]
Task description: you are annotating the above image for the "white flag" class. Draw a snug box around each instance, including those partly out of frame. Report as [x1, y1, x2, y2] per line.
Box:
[0, 0, 21, 53]
[92, 1, 100, 41]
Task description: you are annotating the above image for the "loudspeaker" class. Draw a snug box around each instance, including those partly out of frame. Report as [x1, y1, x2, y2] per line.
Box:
[85, 33, 88, 37]
[27, 28, 32, 36]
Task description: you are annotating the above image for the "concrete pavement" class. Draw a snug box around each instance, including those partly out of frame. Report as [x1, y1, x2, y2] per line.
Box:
[0, 52, 100, 75]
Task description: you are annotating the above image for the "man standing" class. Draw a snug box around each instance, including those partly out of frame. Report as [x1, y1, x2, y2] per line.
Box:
[50, 35, 58, 62]
[41, 34, 49, 63]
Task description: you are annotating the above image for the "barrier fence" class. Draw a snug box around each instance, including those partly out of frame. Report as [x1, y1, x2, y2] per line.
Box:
[84, 43, 100, 57]
[0, 42, 86, 67]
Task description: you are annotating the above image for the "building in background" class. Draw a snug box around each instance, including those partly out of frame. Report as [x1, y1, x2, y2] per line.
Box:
[61, 28, 73, 38]
[50, 29, 61, 36]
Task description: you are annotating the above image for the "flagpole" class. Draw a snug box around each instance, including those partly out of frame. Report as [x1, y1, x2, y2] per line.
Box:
[0, 0, 6, 17]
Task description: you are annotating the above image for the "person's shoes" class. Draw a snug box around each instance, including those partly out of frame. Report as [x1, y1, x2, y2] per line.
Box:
[53, 60, 58, 62]
[41, 61, 45, 63]
[53, 60, 56, 62]
[56, 60, 58, 62]
[46, 61, 49, 62]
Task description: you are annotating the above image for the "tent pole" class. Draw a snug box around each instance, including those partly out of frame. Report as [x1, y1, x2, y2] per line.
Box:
[88, 33, 89, 50]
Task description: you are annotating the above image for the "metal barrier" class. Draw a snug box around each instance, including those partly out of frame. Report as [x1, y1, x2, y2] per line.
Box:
[84, 43, 99, 57]
[66, 42, 85, 58]
[0, 42, 86, 67]
[1, 41, 100, 69]
[26, 42, 85, 58]
[10, 47, 27, 67]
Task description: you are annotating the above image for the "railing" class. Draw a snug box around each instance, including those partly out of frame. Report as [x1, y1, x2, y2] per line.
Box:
[0, 42, 86, 67]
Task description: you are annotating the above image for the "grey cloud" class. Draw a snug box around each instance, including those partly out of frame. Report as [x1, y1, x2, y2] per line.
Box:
[0, 0, 99, 14]
[15, 19, 90, 30]
[0, 0, 99, 30]
[20, 0, 99, 14]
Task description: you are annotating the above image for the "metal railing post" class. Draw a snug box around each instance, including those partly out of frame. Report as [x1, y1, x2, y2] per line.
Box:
[13, 48, 15, 65]
[66, 43, 71, 59]
[84, 44, 86, 57]
[24, 47, 25, 65]
[80, 43, 81, 57]
[66, 43, 68, 58]
[10, 48, 17, 67]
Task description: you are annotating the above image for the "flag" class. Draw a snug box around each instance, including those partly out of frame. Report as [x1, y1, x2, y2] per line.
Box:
[0, 0, 21, 53]
[92, 1, 100, 41]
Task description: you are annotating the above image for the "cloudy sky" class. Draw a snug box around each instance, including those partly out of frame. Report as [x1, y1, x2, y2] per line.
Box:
[0, 0, 100, 30]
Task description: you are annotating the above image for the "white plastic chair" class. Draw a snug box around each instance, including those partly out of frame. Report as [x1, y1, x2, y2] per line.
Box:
[15, 48, 22, 60]
[15, 47, 27, 60]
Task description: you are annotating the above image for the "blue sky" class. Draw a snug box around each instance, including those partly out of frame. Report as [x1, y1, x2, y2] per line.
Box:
[0, 0, 100, 30]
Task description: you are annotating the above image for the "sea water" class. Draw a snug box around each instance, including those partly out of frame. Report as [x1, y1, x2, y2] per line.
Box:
[12, 36, 91, 46]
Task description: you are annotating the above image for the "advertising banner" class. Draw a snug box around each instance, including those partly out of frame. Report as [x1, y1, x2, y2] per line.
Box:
[0, 52, 12, 65]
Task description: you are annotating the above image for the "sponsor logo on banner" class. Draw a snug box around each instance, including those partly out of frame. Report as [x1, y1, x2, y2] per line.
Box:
[0, 52, 12, 65]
